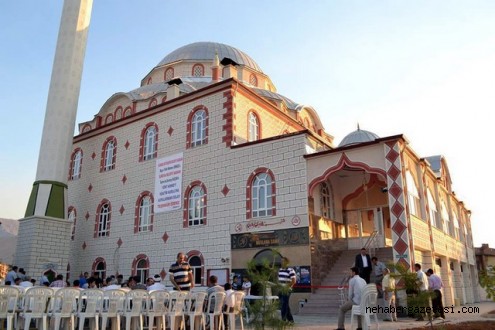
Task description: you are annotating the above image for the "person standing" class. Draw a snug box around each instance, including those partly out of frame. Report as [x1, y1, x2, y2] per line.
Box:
[169, 252, 194, 291]
[241, 275, 251, 296]
[278, 257, 296, 324]
[371, 257, 386, 297]
[6, 266, 18, 284]
[426, 268, 445, 320]
[414, 263, 429, 321]
[381, 268, 397, 322]
[231, 275, 240, 291]
[336, 266, 367, 330]
[355, 248, 372, 283]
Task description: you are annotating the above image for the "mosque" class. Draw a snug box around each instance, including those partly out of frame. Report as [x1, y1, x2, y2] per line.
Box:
[66, 41, 479, 309]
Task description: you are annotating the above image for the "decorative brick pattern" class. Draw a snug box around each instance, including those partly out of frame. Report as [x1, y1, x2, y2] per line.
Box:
[385, 141, 412, 269]
[221, 184, 230, 197]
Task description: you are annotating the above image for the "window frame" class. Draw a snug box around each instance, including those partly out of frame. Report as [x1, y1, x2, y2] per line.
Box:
[136, 193, 154, 233]
[248, 111, 260, 142]
[246, 168, 276, 219]
[187, 107, 209, 149]
[101, 137, 117, 172]
[95, 200, 111, 237]
[69, 149, 83, 180]
[141, 124, 158, 161]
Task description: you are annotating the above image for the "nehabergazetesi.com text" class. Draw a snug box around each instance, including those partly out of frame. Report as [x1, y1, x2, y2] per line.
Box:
[366, 305, 480, 314]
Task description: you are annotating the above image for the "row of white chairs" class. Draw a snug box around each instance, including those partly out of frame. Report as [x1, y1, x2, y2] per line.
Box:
[0, 286, 245, 330]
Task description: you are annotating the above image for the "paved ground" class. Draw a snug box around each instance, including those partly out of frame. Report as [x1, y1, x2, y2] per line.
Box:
[286, 301, 495, 329]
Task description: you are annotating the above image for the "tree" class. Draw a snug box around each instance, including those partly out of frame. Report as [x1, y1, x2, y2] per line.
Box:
[245, 250, 291, 330]
[479, 269, 495, 301]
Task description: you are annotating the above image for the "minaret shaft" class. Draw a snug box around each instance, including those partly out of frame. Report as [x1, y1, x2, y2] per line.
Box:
[16, 0, 93, 276]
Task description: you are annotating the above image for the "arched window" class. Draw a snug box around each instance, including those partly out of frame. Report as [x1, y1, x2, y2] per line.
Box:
[249, 74, 258, 87]
[96, 200, 111, 237]
[132, 254, 150, 285]
[101, 137, 117, 172]
[452, 212, 460, 239]
[114, 107, 123, 120]
[320, 182, 335, 219]
[406, 171, 421, 218]
[147, 77, 152, 85]
[427, 189, 440, 228]
[136, 259, 149, 284]
[192, 64, 204, 77]
[165, 67, 174, 81]
[441, 201, 451, 236]
[105, 114, 113, 125]
[135, 193, 153, 233]
[69, 207, 76, 240]
[141, 124, 158, 161]
[93, 258, 106, 280]
[148, 98, 157, 108]
[188, 108, 208, 148]
[123, 107, 132, 118]
[69, 149, 83, 180]
[248, 112, 260, 142]
[188, 255, 203, 286]
[247, 169, 276, 219]
[188, 185, 206, 226]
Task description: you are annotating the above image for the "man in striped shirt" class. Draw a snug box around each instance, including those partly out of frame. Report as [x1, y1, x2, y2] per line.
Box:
[278, 257, 296, 323]
[169, 252, 194, 291]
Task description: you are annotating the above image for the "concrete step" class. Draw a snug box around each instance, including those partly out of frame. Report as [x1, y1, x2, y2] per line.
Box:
[298, 247, 393, 316]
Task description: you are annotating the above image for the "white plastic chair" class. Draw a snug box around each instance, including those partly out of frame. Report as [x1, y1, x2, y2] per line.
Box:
[101, 289, 126, 330]
[0, 286, 20, 330]
[185, 291, 207, 330]
[17, 286, 54, 330]
[206, 292, 226, 330]
[147, 290, 169, 330]
[77, 289, 104, 330]
[224, 291, 245, 330]
[350, 284, 379, 330]
[123, 289, 149, 330]
[49, 287, 81, 330]
[167, 291, 188, 330]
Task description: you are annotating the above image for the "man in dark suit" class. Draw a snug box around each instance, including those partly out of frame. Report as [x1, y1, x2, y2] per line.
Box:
[355, 248, 372, 283]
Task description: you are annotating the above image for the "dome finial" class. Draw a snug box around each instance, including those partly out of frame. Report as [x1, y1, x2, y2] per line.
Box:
[212, 50, 219, 67]
[357, 122, 360, 131]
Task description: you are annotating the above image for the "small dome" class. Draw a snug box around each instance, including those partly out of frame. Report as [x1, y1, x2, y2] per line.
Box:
[156, 42, 263, 73]
[338, 127, 379, 147]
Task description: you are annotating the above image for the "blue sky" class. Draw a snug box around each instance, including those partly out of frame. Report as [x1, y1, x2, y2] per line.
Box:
[1, 1, 494, 246]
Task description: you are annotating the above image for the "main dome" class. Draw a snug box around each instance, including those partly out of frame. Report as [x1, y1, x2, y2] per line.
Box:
[156, 42, 263, 73]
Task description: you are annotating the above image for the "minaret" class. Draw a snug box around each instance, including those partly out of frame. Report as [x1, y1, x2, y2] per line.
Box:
[15, 0, 93, 276]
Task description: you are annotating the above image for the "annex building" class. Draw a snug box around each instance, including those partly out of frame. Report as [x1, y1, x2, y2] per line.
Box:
[66, 41, 479, 309]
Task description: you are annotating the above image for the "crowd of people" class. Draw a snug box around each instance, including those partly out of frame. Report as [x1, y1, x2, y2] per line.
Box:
[3, 251, 300, 327]
[336, 248, 446, 330]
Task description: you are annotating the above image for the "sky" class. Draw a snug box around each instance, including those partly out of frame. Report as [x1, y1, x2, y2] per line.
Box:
[1, 1, 494, 247]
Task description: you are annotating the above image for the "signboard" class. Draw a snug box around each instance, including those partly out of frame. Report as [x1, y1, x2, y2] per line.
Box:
[231, 228, 309, 249]
[154, 153, 183, 213]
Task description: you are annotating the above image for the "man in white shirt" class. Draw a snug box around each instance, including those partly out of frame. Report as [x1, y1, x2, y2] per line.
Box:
[147, 274, 167, 291]
[19, 276, 34, 288]
[381, 268, 397, 322]
[336, 267, 367, 330]
[414, 263, 430, 321]
[103, 277, 122, 291]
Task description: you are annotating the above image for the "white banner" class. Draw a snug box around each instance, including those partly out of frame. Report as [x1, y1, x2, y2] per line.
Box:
[154, 153, 183, 213]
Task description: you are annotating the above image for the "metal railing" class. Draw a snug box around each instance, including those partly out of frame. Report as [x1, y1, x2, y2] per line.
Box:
[363, 230, 378, 257]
